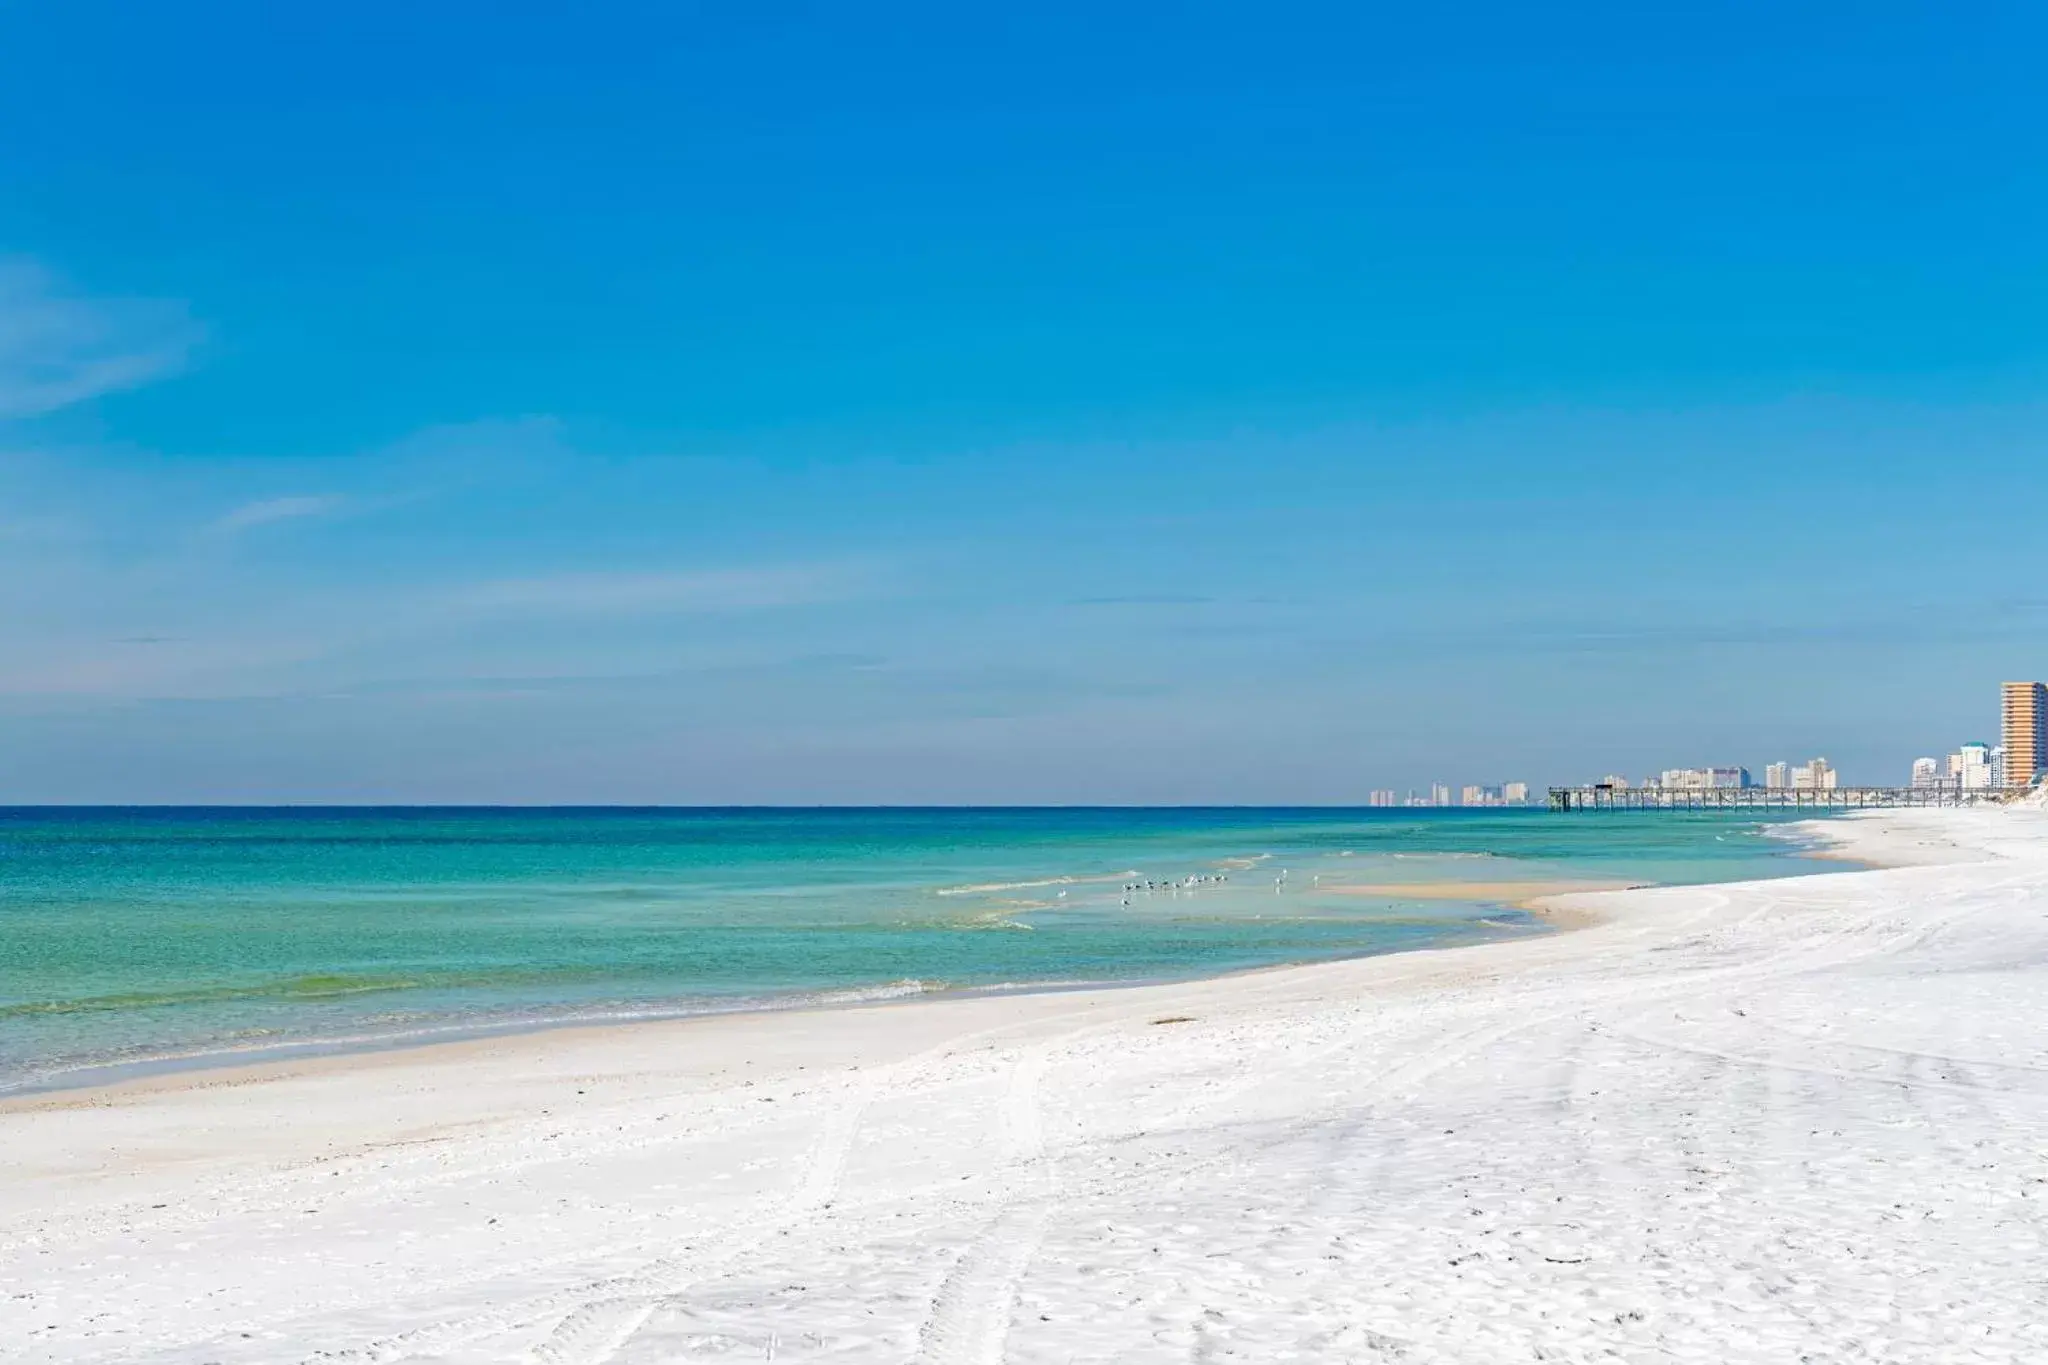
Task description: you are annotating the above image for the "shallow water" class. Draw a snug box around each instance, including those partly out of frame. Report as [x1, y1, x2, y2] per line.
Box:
[0, 806, 1828, 1091]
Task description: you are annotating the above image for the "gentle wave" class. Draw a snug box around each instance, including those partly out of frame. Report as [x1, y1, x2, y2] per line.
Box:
[935, 872, 1137, 897]
[888, 911, 1037, 931]
[1, 974, 427, 1018]
[965, 915, 1035, 930]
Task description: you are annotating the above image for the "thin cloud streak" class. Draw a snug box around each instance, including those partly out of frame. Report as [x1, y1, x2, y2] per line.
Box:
[449, 564, 871, 616]
[213, 494, 347, 534]
[0, 259, 201, 418]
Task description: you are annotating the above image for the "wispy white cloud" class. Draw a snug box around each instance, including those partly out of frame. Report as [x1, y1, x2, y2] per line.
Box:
[451, 564, 867, 616]
[212, 494, 347, 534]
[0, 258, 202, 418]
[379, 415, 567, 464]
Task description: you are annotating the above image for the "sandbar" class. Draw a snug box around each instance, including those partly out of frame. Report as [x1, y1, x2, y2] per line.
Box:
[1325, 877, 1639, 902]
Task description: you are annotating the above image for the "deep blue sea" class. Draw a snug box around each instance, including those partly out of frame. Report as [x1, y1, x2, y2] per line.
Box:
[0, 807, 1830, 1093]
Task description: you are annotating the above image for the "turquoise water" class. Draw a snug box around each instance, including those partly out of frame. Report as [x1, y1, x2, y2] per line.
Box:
[0, 807, 1828, 1092]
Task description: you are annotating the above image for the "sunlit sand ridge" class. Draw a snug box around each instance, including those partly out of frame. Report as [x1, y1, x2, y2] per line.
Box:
[5, 807, 2047, 1362]
[1326, 878, 1640, 900]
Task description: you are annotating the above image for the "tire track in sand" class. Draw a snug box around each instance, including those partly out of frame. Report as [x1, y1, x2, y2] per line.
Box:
[911, 1039, 1056, 1365]
[266, 1018, 1044, 1365]
[526, 1030, 1036, 1365]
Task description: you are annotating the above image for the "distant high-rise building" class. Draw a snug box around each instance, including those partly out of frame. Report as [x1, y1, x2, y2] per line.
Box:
[1910, 756, 1940, 789]
[1597, 774, 1631, 789]
[1791, 757, 1838, 791]
[1765, 761, 1790, 789]
[1368, 789, 1398, 808]
[1430, 782, 1451, 807]
[2004, 682, 2046, 788]
[1503, 781, 1529, 805]
[1991, 745, 2007, 789]
[1955, 742, 1994, 791]
[1656, 765, 1750, 791]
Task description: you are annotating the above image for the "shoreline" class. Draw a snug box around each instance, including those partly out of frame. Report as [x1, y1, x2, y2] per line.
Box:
[2, 823, 1845, 1108]
[0, 916, 1544, 1112]
[2, 851, 1778, 1120]
[10, 807, 2047, 1361]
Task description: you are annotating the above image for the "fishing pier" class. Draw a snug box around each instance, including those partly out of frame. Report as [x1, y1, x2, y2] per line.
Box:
[1548, 785, 2022, 812]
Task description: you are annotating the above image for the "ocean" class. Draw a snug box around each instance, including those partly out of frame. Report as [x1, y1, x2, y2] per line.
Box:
[0, 806, 1830, 1094]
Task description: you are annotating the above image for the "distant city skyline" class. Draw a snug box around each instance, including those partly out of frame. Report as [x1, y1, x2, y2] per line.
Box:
[1554, 682, 2045, 798]
[1361, 780, 1533, 809]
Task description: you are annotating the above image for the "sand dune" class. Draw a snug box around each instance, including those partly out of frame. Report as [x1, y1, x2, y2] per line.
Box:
[6, 808, 2048, 1363]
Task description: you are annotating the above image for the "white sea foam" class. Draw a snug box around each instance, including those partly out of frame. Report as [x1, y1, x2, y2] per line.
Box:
[1392, 849, 1499, 860]
[934, 872, 1134, 897]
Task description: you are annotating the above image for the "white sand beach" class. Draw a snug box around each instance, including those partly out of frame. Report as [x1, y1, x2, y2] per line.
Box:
[6, 807, 2048, 1363]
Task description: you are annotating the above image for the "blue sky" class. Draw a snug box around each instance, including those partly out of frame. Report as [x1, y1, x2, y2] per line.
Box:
[1, 2, 2043, 802]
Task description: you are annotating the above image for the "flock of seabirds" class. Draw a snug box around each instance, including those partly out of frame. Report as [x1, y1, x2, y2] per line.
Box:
[1111, 867, 1304, 906]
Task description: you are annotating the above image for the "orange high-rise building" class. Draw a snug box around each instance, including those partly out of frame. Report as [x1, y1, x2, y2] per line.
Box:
[2002, 682, 2047, 788]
